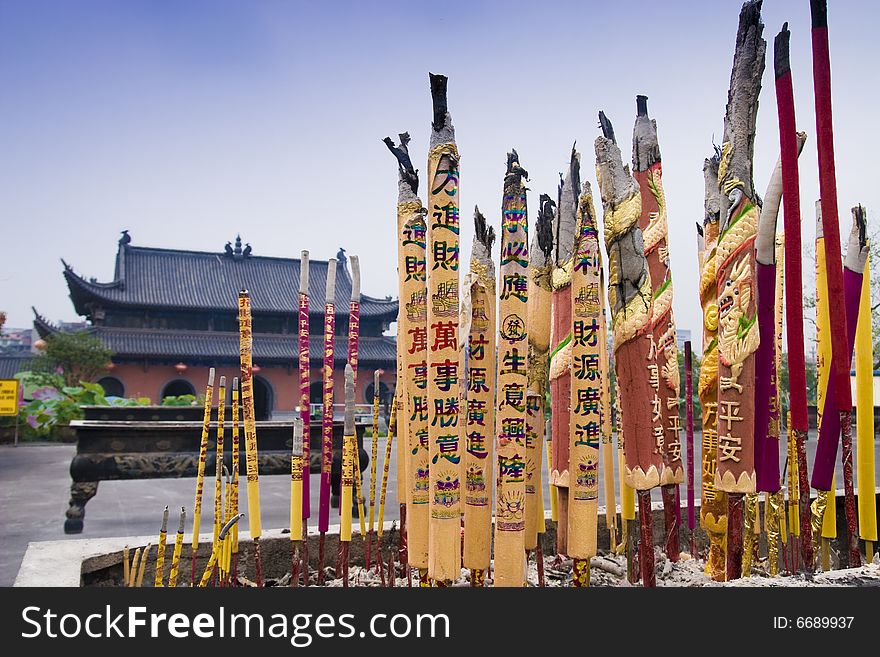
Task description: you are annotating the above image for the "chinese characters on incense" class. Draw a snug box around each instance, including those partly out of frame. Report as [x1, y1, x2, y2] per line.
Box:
[384, 131, 429, 579]
[714, 0, 763, 580]
[632, 96, 683, 561]
[426, 73, 462, 584]
[494, 151, 529, 587]
[568, 175, 602, 586]
[464, 208, 495, 585]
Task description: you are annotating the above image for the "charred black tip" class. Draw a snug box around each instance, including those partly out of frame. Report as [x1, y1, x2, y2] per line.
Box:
[636, 95, 649, 117]
[810, 0, 827, 28]
[537, 194, 556, 260]
[474, 206, 496, 253]
[429, 73, 449, 131]
[383, 133, 419, 195]
[739, 0, 764, 46]
[774, 23, 791, 79]
[505, 149, 528, 182]
[696, 222, 704, 237]
[853, 205, 868, 248]
[598, 111, 616, 143]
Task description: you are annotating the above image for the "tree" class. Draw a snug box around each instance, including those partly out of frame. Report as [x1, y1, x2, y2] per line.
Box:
[32, 332, 113, 386]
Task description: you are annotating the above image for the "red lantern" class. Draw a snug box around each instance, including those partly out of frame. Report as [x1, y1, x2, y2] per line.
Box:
[174, 362, 187, 373]
[252, 364, 261, 373]
[107, 362, 116, 371]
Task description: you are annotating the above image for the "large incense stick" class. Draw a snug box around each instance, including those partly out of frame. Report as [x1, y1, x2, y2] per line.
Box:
[714, 0, 764, 580]
[426, 73, 462, 584]
[812, 208, 868, 567]
[155, 506, 168, 587]
[366, 369, 382, 571]
[810, 0, 851, 414]
[494, 150, 529, 587]
[377, 396, 397, 583]
[768, 234, 786, 576]
[198, 515, 243, 588]
[230, 378, 240, 583]
[549, 148, 579, 555]
[684, 343, 696, 557]
[290, 417, 304, 587]
[340, 364, 356, 586]
[213, 376, 227, 562]
[347, 256, 367, 541]
[568, 176, 602, 586]
[599, 303, 617, 554]
[298, 251, 311, 585]
[596, 112, 658, 587]
[385, 132, 428, 582]
[168, 507, 185, 587]
[814, 206, 836, 568]
[697, 155, 727, 581]
[191, 367, 215, 585]
[317, 258, 337, 584]
[463, 208, 495, 585]
[855, 249, 877, 562]
[528, 196, 554, 578]
[238, 290, 264, 586]
[632, 96, 683, 561]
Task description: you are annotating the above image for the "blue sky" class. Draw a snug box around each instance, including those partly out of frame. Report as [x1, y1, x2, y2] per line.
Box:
[1, 0, 877, 351]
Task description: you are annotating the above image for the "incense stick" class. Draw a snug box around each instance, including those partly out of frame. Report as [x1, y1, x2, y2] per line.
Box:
[298, 251, 311, 586]
[213, 376, 227, 566]
[425, 73, 462, 584]
[155, 506, 169, 587]
[366, 370, 382, 572]
[290, 417, 304, 587]
[463, 207, 496, 584]
[191, 367, 215, 585]
[238, 290, 263, 586]
[493, 150, 530, 587]
[230, 378, 240, 584]
[318, 259, 337, 584]
[168, 508, 185, 587]
[340, 364, 356, 586]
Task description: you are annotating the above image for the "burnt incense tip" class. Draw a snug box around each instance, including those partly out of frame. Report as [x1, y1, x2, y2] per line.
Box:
[207, 368, 215, 386]
[636, 95, 649, 117]
[774, 23, 791, 79]
[429, 73, 449, 131]
[810, 0, 827, 28]
[853, 205, 868, 248]
[383, 133, 419, 195]
[473, 206, 496, 253]
[696, 222, 704, 237]
[219, 375, 226, 386]
[739, 0, 764, 44]
[598, 111, 616, 143]
[505, 149, 529, 183]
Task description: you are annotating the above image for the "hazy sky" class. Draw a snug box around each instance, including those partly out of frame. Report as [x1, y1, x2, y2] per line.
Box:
[1, 0, 877, 348]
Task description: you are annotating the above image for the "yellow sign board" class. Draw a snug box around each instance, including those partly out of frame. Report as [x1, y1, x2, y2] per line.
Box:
[0, 379, 20, 416]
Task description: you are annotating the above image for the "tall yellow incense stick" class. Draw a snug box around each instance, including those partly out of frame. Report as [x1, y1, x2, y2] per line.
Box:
[128, 548, 141, 587]
[600, 307, 617, 550]
[367, 370, 381, 568]
[290, 417, 303, 586]
[340, 364, 356, 586]
[135, 543, 150, 588]
[378, 398, 397, 542]
[230, 378, 240, 578]
[238, 290, 263, 586]
[168, 508, 185, 587]
[856, 253, 876, 561]
[526, 197, 551, 558]
[191, 367, 215, 584]
[815, 218, 836, 567]
[569, 178, 602, 587]
[385, 131, 428, 579]
[199, 515, 243, 588]
[123, 546, 130, 588]
[155, 506, 169, 587]
[494, 150, 529, 587]
[426, 73, 462, 583]
[463, 208, 495, 583]
[213, 376, 227, 556]
[548, 440, 558, 523]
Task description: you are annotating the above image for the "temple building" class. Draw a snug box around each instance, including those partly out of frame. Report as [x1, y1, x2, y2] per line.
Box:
[34, 233, 398, 420]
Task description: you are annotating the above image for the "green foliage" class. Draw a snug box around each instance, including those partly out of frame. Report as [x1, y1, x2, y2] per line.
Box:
[32, 332, 113, 386]
[161, 394, 200, 406]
